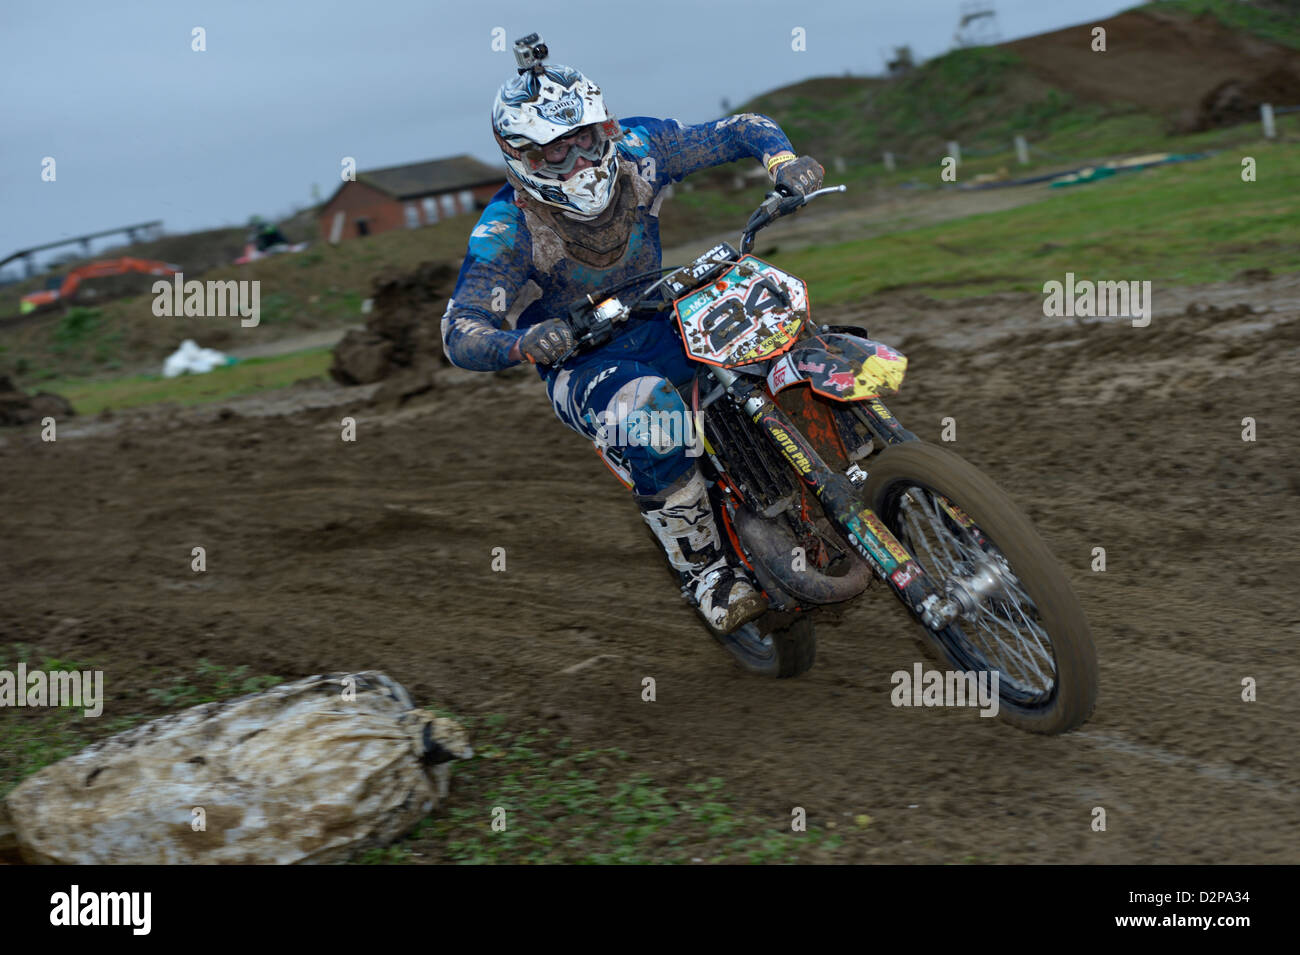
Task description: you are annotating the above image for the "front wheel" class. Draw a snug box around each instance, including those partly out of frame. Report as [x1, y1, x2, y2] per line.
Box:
[864, 442, 1098, 733]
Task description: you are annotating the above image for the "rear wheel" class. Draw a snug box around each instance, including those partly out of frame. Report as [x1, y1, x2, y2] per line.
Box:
[713, 613, 816, 678]
[642, 508, 818, 680]
[864, 442, 1098, 733]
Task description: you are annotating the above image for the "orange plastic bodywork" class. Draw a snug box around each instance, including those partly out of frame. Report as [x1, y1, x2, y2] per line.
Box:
[775, 382, 851, 472]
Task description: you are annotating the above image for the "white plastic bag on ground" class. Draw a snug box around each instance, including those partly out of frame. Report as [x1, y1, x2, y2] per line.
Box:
[0, 671, 472, 864]
[162, 339, 232, 378]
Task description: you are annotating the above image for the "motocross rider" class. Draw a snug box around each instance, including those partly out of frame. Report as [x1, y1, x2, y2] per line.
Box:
[442, 36, 824, 634]
[249, 216, 290, 252]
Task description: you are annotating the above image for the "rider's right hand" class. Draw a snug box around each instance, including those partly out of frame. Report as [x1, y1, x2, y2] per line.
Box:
[516, 318, 575, 366]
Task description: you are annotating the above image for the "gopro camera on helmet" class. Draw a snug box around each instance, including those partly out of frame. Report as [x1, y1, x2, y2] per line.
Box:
[514, 33, 549, 74]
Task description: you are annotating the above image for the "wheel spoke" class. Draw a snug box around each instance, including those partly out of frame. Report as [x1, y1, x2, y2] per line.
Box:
[890, 487, 1058, 699]
[914, 493, 964, 571]
[969, 605, 1036, 675]
[972, 603, 1052, 688]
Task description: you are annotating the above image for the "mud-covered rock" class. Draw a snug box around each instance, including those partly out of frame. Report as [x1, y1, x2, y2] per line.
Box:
[330, 330, 394, 385]
[329, 262, 457, 386]
[1193, 68, 1300, 131]
[0, 375, 75, 427]
[372, 366, 438, 406]
[0, 671, 472, 865]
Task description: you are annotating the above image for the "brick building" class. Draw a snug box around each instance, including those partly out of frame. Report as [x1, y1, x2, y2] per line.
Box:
[318, 155, 505, 242]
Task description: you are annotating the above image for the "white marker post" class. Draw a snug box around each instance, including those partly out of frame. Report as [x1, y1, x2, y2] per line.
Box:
[1015, 135, 1029, 165]
[883, 151, 896, 172]
[1261, 103, 1276, 140]
[946, 141, 961, 166]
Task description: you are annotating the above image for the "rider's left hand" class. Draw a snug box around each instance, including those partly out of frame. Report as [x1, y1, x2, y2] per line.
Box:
[772, 155, 825, 198]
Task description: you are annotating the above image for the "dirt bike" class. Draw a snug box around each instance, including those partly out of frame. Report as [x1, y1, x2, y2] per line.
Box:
[553, 184, 1099, 734]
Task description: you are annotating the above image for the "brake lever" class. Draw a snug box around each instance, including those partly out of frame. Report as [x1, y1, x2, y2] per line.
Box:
[551, 346, 579, 369]
[776, 183, 846, 210]
[755, 188, 809, 225]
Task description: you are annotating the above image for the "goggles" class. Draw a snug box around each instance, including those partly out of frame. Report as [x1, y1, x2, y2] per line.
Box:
[523, 120, 620, 180]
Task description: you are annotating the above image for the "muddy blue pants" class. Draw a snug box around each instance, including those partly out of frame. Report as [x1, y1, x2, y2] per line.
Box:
[545, 318, 698, 495]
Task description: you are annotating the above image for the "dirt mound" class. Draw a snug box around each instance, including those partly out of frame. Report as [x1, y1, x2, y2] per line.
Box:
[66, 271, 172, 307]
[97, 226, 250, 277]
[0, 374, 73, 427]
[330, 262, 457, 397]
[1195, 66, 1300, 129]
[1004, 9, 1300, 125]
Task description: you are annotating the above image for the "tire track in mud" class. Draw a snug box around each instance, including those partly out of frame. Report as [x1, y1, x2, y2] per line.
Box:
[1073, 731, 1288, 791]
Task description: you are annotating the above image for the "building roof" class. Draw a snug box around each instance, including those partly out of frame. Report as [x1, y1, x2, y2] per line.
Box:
[354, 155, 506, 200]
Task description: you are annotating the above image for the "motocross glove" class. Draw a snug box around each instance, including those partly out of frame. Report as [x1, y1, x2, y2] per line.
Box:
[772, 155, 825, 198]
[518, 318, 576, 367]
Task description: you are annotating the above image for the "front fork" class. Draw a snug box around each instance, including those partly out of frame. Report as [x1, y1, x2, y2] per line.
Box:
[709, 366, 961, 630]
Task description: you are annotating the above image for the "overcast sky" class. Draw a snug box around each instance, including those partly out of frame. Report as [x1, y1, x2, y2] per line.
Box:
[0, 0, 1135, 274]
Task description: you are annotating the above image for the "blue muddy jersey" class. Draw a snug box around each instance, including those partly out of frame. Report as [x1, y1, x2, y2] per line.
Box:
[440, 114, 796, 372]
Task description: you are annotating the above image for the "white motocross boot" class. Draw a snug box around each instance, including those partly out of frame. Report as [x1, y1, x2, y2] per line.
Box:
[637, 467, 768, 634]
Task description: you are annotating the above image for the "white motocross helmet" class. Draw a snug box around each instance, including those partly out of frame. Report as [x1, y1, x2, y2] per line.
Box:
[492, 37, 622, 217]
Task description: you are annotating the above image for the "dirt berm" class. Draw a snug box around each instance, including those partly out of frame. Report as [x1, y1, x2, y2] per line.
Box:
[0, 375, 73, 428]
[329, 262, 458, 401]
[1004, 8, 1300, 130]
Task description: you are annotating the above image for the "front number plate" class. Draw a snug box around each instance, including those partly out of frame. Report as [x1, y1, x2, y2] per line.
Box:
[673, 255, 808, 368]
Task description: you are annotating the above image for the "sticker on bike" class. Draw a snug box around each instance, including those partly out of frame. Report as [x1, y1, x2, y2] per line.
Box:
[769, 335, 909, 402]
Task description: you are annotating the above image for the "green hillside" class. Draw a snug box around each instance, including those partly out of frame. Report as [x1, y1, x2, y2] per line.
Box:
[1158, 0, 1300, 50]
[741, 48, 1077, 169]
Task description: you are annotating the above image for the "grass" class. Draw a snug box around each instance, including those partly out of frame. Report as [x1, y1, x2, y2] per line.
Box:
[0, 212, 479, 383]
[766, 140, 1300, 302]
[144, 659, 282, 710]
[666, 0, 1300, 231]
[0, 646, 137, 801]
[1155, 0, 1300, 50]
[358, 711, 847, 865]
[51, 306, 104, 351]
[41, 346, 333, 415]
[0, 646, 282, 801]
[668, 99, 1300, 225]
[739, 47, 1047, 169]
[1, 646, 844, 864]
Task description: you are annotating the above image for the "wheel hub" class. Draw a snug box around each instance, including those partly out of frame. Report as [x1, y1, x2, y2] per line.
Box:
[943, 560, 1009, 617]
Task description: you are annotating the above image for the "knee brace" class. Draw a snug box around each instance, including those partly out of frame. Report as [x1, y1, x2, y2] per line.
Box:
[599, 376, 695, 494]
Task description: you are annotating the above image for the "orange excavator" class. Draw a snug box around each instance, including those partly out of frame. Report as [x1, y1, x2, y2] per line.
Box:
[19, 257, 179, 314]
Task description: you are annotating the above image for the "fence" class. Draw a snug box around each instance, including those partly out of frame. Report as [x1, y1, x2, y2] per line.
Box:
[858, 103, 1298, 177]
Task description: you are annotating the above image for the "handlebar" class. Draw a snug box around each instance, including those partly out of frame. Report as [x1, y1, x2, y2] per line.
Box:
[740, 184, 847, 253]
[549, 183, 847, 367]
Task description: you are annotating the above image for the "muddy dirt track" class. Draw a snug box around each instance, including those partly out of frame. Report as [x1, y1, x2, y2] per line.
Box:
[3, 272, 1299, 864]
